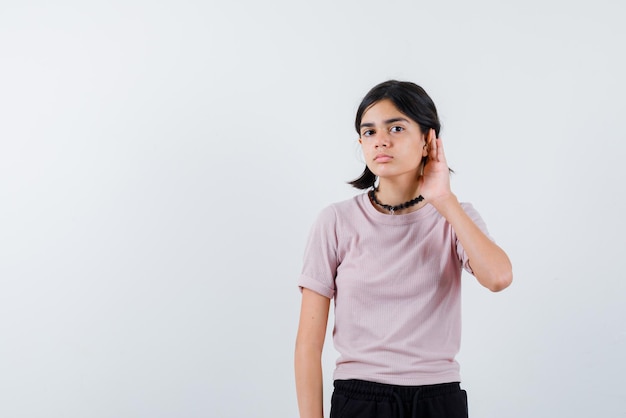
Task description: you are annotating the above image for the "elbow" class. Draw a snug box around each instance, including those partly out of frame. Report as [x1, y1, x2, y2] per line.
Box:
[474, 254, 513, 292]
[485, 269, 513, 292]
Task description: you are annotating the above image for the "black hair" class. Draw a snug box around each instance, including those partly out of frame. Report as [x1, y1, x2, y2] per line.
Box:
[348, 80, 442, 189]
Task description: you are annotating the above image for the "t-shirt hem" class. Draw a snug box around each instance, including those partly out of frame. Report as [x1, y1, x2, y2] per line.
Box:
[332, 370, 462, 386]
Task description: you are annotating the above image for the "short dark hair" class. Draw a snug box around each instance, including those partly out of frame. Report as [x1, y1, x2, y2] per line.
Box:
[349, 80, 442, 189]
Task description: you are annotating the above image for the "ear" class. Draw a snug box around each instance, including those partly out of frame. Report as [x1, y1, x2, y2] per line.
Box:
[358, 137, 363, 144]
[422, 128, 436, 157]
[422, 135, 429, 157]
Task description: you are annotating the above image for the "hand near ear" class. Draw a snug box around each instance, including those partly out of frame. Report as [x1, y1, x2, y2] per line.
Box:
[418, 130, 513, 292]
[418, 129, 452, 204]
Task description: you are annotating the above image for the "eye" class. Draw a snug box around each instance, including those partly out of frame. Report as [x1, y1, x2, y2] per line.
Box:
[390, 126, 404, 133]
[361, 129, 375, 137]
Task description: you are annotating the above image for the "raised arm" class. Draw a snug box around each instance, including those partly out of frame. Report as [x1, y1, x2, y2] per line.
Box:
[295, 288, 331, 418]
[419, 130, 513, 292]
[432, 194, 513, 291]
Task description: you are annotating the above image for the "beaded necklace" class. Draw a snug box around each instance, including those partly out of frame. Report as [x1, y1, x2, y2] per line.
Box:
[368, 188, 424, 215]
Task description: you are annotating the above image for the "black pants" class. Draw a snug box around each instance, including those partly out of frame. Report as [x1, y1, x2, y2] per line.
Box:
[330, 379, 468, 418]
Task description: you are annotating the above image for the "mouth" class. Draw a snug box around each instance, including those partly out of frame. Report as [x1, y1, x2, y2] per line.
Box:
[374, 154, 393, 162]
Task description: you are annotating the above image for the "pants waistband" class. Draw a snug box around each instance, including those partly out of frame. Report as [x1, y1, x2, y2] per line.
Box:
[333, 379, 461, 404]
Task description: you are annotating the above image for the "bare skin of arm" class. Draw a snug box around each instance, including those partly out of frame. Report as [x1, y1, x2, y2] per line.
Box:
[420, 130, 513, 292]
[295, 288, 331, 418]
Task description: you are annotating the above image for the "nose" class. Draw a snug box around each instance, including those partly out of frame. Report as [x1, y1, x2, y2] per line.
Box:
[374, 131, 390, 148]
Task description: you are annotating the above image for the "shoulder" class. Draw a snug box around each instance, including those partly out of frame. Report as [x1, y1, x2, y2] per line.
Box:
[459, 201, 477, 214]
[317, 194, 365, 220]
[458, 201, 491, 235]
[307, 194, 366, 234]
[458, 201, 483, 220]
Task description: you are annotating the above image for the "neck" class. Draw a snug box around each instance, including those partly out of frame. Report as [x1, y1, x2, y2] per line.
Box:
[371, 177, 425, 215]
[375, 178, 421, 206]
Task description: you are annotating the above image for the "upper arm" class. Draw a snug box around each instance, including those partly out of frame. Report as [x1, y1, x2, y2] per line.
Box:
[299, 206, 339, 299]
[295, 288, 331, 352]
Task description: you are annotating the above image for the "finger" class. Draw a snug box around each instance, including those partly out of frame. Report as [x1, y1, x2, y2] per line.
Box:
[429, 129, 438, 159]
[436, 137, 446, 163]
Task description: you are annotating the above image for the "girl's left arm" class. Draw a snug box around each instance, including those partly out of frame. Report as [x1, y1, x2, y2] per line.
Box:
[433, 194, 513, 292]
[420, 131, 513, 292]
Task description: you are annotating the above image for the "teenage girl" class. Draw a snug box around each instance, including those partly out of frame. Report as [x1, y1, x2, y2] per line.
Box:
[295, 80, 512, 418]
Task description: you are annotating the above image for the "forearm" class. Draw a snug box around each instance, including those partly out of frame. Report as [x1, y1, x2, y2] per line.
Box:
[432, 193, 513, 292]
[295, 345, 324, 418]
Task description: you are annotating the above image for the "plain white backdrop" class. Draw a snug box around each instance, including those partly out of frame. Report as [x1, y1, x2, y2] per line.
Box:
[1, 1, 625, 417]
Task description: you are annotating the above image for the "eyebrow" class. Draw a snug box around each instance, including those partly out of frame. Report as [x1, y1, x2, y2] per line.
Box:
[360, 117, 410, 129]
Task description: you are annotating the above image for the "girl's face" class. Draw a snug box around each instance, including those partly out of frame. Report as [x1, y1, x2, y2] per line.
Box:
[358, 99, 429, 182]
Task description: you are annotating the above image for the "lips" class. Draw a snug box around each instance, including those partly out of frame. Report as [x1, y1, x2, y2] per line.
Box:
[374, 154, 393, 162]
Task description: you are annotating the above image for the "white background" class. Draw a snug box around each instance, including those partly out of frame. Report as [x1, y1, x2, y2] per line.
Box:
[1, 1, 625, 417]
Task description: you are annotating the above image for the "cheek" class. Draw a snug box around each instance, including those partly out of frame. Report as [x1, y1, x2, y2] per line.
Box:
[417, 140, 427, 157]
[360, 141, 373, 154]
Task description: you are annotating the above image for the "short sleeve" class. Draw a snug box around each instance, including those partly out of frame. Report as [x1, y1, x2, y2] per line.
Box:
[298, 205, 339, 299]
[456, 202, 494, 275]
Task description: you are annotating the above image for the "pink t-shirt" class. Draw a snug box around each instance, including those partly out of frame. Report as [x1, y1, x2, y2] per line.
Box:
[298, 193, 491, 386]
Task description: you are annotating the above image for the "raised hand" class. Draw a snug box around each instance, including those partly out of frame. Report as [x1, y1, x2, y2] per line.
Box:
[418, 129, 453, 204]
